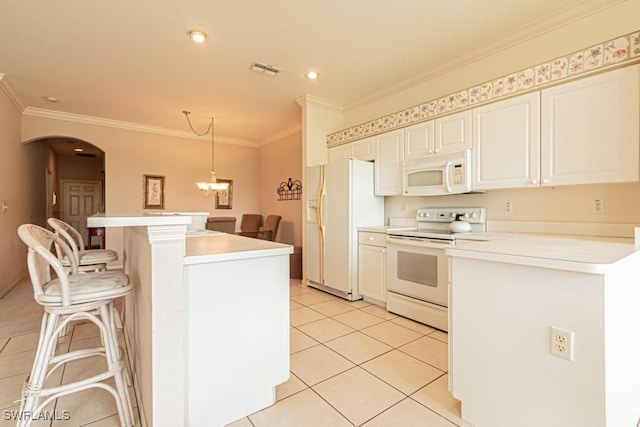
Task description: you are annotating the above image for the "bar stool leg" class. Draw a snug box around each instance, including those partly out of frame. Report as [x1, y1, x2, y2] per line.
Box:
[99, 304, 134, 426]
[18, 312, 59, 427]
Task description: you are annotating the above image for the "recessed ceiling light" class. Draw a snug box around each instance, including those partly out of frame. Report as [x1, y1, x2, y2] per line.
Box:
[73, 148, 84, 152]
[188, 30, 208, 43]
[44, 96, 58, 103]
[305, 71, 319, 80]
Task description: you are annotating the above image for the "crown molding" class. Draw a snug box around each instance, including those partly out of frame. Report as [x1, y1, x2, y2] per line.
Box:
[259, 124, 302, 147]
[0, 74, 27, 112]
[347, 0, 626, 110]
[22, 107, 259, 147]
[296, 94, 343, 112]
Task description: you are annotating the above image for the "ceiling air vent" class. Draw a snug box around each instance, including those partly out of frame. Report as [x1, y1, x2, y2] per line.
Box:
[250, 62, 281, 77]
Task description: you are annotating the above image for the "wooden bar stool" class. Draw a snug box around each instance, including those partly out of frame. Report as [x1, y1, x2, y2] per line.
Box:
[16, 224, 134, 427]
[48, 218, 118, 272]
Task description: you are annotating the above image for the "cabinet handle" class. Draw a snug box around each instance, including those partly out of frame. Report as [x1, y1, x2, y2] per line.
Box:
[382, 249, 386, 253]
[434, 149, 439, 153]
[542, 179, 549, 184]
[369, 237, 374, 241]
[531, 179, 538, 184]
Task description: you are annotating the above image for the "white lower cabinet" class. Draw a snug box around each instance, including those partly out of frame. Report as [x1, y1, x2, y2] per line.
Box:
[358, 231, 386, 304]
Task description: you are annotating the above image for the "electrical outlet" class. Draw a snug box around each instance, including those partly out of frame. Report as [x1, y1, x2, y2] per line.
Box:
[503, 201, 513, 215]
[592, 199, 605, 214]
[550, 326, 574, 361]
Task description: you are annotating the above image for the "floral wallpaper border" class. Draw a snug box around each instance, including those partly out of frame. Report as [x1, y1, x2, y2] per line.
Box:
[327, 30, 640, 148]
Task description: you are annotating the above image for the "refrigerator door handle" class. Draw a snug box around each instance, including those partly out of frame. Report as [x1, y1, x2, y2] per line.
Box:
[317, 165, 325, 284]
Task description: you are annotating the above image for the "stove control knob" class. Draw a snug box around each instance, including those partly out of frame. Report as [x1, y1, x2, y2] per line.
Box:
[450, 213, 456, 218]
[470, 211, 478, 219]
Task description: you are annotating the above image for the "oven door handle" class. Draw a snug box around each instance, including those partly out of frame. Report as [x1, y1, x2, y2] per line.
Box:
[386, 236, 452, 249]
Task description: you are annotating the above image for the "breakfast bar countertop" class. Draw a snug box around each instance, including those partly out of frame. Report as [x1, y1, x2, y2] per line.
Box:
[185, 232, 293, 264]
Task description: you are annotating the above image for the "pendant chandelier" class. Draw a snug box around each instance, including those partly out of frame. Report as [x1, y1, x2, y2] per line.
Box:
[182, 110, 229, 195]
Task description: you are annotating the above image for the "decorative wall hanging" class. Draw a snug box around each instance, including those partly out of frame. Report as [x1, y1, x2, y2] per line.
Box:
[277, 178, 302, 201]
[143, 174, 165, 209]
[215, 179, 233, 209]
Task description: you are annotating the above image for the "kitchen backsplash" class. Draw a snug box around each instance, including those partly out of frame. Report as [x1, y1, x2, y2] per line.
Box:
[385, 182, 640, 237]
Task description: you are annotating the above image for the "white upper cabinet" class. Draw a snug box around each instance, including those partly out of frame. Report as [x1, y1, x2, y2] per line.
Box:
[434, 110, 472, 154]
[374, 129, 404, 196]
[328, 137, 374, 163]
[472, 92, 541, 190]
[404, 120, 435, 160]
[541, 64, 639, 186]
[351, 137, 375, 161]
[328, 144, 351, 163]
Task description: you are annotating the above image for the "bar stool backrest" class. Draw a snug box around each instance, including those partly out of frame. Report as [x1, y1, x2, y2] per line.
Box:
[17, 224, 79, 306]
[47, 218, 85, 262]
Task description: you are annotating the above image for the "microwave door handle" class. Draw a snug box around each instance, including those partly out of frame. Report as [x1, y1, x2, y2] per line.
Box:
[444, 161, 452, 193]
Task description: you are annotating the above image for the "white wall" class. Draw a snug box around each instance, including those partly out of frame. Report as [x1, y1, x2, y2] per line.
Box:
[344, 1, 640, 128]
[21, 114, 260, 259]
[259, 131, 302, 246]
[0, 81, 46, 295]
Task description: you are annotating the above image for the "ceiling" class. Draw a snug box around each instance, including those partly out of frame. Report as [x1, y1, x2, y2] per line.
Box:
[0, 0, 621, 145]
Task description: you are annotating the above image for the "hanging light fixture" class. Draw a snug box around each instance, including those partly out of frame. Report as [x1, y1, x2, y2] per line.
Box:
[182, 110, 229, 195]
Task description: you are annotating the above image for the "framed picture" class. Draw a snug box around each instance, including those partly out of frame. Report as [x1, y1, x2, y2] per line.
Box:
[215, 179, 233, 209]
[143, 174, 165, 209]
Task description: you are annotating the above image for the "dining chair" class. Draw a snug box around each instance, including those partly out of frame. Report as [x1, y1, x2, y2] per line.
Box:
[237, 214, 262, 238]
[257, 215, 282, 241]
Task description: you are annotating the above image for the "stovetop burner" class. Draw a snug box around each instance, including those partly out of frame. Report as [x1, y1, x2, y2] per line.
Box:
[388, 207, 486, 241]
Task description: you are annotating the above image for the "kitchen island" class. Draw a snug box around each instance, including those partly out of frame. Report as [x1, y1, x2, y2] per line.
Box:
[445, 235, 640, 427]
[88, 214, 293, 427]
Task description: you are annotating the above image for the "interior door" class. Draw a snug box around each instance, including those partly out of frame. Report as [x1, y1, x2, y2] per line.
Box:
[61, 180, 102, 248]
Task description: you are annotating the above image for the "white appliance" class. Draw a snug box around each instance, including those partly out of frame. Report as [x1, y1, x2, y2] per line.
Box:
[386, 207, 486, 331]
[305, 158, 384, 300]
[402, 149, 472, 196]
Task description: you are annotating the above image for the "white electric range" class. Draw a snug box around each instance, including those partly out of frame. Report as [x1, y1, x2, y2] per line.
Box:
[385, 207, 486, 331]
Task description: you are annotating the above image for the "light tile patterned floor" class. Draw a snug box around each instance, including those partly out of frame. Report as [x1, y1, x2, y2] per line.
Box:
[1, 280, 471, 426]
[228, 280, 473, 427]
[0, 322, 140, 427]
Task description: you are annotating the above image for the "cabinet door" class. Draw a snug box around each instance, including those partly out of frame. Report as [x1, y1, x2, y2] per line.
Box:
[374, 129, 404, 196]
[351, 137, 375, 161]
[358, 244, 386, 302]
[404, 120, 435, 160]
[541, 64, 639, 186]
[328, 144, 352, 163]
[472, 92, 540, 190]
[435, 110, 472, 154]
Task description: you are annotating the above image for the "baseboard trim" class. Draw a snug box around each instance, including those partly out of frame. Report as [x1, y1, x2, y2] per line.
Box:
[0, 273, 27, 299]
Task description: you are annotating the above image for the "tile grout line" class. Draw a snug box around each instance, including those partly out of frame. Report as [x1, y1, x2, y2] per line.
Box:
[287, 285, 461, 426]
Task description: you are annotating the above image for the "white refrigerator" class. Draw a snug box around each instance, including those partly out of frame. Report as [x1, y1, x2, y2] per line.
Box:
[304, 158, 384, 300]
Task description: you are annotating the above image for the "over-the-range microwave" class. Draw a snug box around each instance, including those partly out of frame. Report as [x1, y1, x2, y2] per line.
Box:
[402, 149, 472, 196]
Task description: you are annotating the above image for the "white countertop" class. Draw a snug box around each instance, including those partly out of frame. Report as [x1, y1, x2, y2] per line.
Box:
[446, 235, 639, 273]
[184, 233, 293, 265]
[358, 225, 415, 233]
[88, 213, 194, 227]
